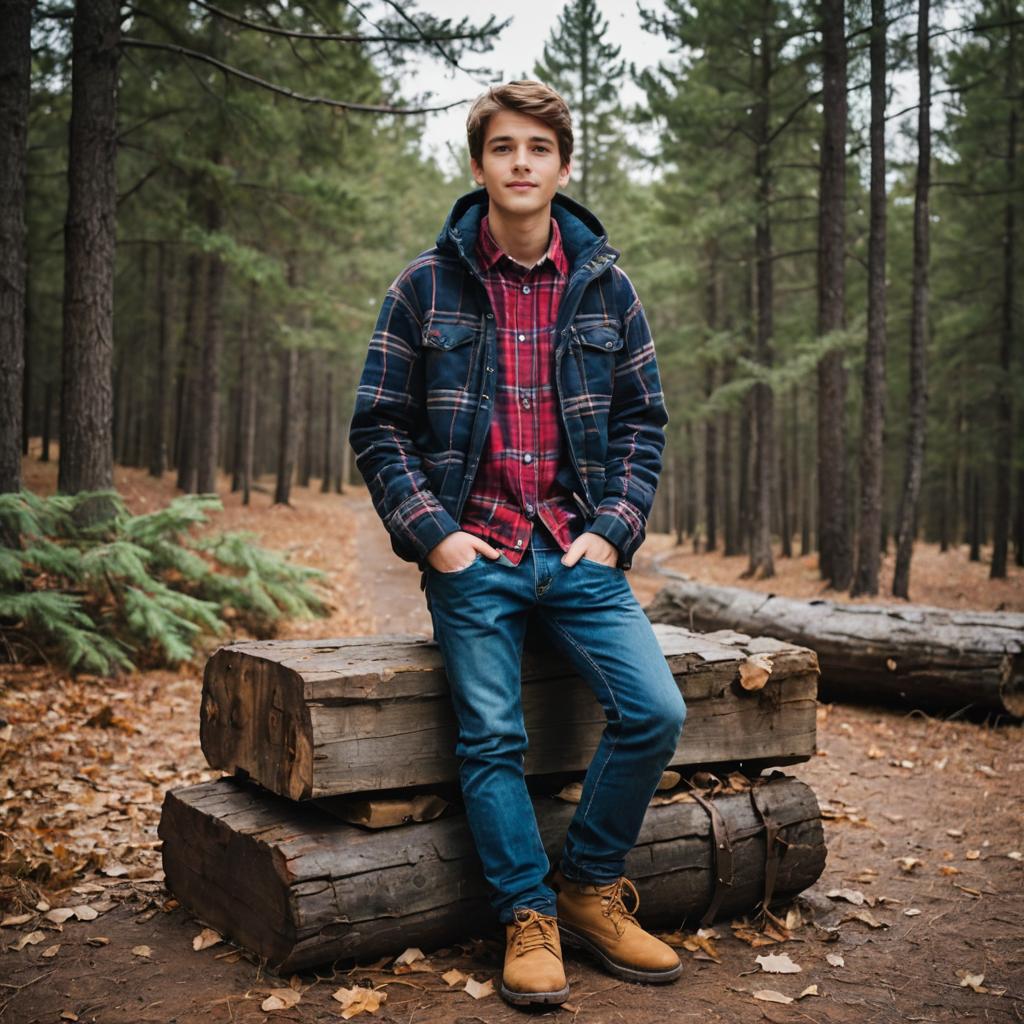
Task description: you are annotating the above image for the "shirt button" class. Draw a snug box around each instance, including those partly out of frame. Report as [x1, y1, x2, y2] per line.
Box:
[486, 312, 494, 319]
[518, 333, 526, 342]
[523, 453, 533, 464]
[523, 285, 531, 294]
[525, 503, 535, 515]
[515, 538, 523, 547]
[522, 398, 531, 409]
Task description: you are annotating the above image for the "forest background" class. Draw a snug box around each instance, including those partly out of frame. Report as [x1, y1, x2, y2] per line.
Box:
[2, 0, 1022, 644]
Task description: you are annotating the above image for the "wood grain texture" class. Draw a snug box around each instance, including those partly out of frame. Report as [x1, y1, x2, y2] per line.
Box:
[200, 624, 820, 799]
[647, 580, 1024, 715]
[160, 773, 826, 972]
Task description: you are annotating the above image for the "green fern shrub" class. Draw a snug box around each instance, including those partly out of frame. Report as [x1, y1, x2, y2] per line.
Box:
[0, 489, 329, 677]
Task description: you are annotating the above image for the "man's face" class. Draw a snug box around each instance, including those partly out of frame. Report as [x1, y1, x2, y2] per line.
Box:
[470, 109, 571, 219]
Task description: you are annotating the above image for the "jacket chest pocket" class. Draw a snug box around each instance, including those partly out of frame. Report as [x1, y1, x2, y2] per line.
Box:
[422, 321, 482, 392]
[572, 323, 624, 399]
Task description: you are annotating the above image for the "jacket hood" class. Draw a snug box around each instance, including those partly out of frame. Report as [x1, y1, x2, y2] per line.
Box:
[436, 187, 615, 275]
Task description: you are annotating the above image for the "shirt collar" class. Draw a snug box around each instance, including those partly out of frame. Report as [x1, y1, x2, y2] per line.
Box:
[476, 214, 569, 276]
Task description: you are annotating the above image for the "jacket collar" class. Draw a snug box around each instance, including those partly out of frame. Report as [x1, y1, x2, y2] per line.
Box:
[437, 188, 616, 279]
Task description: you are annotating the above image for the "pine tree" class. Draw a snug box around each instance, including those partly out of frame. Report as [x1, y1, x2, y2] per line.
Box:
[533, 0, 626, 208]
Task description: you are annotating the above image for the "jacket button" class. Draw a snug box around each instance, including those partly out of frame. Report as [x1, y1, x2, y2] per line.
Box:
[486, 312, 494, 319]
[605, 340, 613, 348]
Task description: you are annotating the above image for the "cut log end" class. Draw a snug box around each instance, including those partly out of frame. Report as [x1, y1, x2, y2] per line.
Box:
[1000, 654, 1024, 718]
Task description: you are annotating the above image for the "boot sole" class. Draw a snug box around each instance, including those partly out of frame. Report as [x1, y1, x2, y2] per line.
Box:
[559, 926, 683, 984]
[498, 981, 571, 1006]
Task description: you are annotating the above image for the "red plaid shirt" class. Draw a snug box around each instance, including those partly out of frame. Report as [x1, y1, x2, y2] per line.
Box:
[459, 215, 584, 564]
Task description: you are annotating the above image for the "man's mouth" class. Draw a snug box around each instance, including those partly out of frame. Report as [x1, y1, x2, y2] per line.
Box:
[507, 181, 537, 189]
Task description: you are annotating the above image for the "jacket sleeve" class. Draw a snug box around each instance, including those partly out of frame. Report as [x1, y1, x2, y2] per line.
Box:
[585, 271, 669, 569]
[348, 280, 461, 564]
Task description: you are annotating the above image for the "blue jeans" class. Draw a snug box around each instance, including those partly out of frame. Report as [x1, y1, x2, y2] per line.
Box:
[424, 524, 687, 924]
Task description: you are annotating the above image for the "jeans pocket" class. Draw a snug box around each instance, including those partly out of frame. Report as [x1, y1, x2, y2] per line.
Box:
[579, 555, 620, 572]
[436, 551, 483, 575]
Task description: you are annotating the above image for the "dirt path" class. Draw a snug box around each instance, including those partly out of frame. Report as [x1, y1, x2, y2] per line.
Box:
[2, 477, 1022, 1023]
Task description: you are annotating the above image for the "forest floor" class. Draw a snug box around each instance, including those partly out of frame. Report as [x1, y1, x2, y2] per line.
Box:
[1, 455, 1022, 1023]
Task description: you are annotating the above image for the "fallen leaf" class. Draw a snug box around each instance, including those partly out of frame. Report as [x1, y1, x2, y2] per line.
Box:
[193, 927, 222, 951]
[132, 945, 153, 958]
[101, 864, 128, 877]
[826, 953, 844, 967]
[896, 856, 922, 873]
[11, 930, 46, 951]
[798, 984, 819, 998]
[42, 944, 61, 958]
[843, 909, 886, 929]
[45, 908, 76, 925]
[261, 988, 301, 1011]
[904, 908, 922, 916]
[393, 947, 425, 966]
[331, 985, 386, 1019]
[1008, 851, 1021, 861]
[965, 850, 980, 860]
[464, 977, 495, 999]
[826, 887, 867, 906]
[946, 828, 964, 838]
[939, 865, 961, 876]
[1, 913, 33, 927]
[755, 952, 801, 974]
[73, 905, 98, 921]
[739, 653, 773, 691]
[60, 1012, 79, 1022]
[85, 936, 109, 946]
[753, 989, 793, 1004]
[442, 969, 467, 987]
[958, 971, 987, 993]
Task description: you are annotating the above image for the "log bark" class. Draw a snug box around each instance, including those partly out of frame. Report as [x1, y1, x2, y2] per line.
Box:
[646, 580, 1024, 716]
[160, 772, 826, 973]
[200, 625, 819, 801]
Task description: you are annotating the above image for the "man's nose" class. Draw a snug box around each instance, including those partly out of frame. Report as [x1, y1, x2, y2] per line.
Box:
[512, 146, 531, 169]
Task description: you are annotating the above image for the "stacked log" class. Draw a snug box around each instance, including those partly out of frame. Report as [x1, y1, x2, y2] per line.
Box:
[646, 580, 1024, 716]
[198, 625, 820, 799]
[160, 624, 829, 971]
[160, 771, 825, 973]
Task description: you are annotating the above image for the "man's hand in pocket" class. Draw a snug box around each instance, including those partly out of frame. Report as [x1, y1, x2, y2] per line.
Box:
[428, 531, 502, 573]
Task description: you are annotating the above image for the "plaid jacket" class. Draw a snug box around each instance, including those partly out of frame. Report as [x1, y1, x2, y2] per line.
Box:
[349, 188, 669, 573]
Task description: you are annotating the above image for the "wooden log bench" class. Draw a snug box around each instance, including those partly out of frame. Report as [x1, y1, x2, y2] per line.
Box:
[199, 624, 820, 800]
[646, 580, 1024, 716]
[159, 771, 826, 973]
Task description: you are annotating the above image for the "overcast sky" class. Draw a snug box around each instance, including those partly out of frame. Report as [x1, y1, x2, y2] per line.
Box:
[396, 0, 675, 177]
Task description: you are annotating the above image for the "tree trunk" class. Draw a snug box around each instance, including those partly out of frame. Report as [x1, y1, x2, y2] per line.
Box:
[274, 346, 299, 505]
[648, 580, 1024, 716]
[196, 192, 225, 495]
[745, 4, 776, 580]
[320, 368, 334, 493]
[0, 0, 32, 499]
[852, 0, 888, 597]
[174, 250, 204, 494]
[991, 19, 1017, 579]
[704, 243, 719, 552]
[722, 361, 738, 555]
[816, 0, 851, 590]
[892, 0, 931, 599]
[147, 242, 171, 477]
[58, 0, 121, 524]
[969, 470, 982, 561]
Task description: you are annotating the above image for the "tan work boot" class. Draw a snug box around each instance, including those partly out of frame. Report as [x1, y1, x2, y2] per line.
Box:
[552, 870, 682, 983]
[499, 907, 570, 1007]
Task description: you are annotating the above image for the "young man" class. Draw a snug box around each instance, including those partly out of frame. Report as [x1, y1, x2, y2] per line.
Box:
[349, 81, 687, 1007]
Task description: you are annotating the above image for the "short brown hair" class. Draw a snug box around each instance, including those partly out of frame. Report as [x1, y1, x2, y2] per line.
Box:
[466, 80, 574, 168]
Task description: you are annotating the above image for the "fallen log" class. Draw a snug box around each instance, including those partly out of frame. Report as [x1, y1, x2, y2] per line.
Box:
[199, 626, 819, 800]
[646, 580, 1024, 716]
[159, 772, 826, 973]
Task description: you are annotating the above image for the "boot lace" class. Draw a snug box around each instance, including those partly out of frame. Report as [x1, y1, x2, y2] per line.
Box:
[599, 877, 641, 936]
[511, 909, 560, 958]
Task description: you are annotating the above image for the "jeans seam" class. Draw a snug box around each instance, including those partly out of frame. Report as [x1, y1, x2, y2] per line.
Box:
[544, 615, 621, 874]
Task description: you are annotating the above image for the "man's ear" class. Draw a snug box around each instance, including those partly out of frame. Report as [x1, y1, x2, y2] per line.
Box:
[470, 155, 485, 186]
[558, 158, 572, 188]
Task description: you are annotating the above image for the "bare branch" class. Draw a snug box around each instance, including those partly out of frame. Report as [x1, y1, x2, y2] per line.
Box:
[121, 37, 471, 114]
[187, 0, 501, 46]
